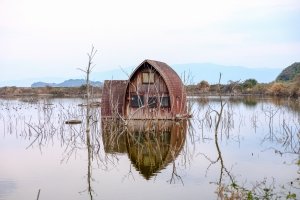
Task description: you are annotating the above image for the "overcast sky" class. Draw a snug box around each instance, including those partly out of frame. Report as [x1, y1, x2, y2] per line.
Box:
[1, 0, 299, 84]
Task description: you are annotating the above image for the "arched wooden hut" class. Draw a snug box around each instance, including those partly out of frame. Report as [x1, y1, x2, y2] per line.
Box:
[101, 59, 187, 120]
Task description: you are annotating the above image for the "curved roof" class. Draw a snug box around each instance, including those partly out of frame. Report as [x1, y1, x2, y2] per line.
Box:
[125, 59, 187, 115]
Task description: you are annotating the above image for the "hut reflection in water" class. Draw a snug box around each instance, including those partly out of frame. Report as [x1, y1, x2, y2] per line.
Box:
[102, 120, 187, 180]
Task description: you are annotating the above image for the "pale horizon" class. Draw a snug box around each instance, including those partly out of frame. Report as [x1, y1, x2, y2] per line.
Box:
[1, 0, 299, 86]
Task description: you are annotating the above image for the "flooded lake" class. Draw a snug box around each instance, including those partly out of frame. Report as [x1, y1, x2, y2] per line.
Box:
[0, 96, 299, 199]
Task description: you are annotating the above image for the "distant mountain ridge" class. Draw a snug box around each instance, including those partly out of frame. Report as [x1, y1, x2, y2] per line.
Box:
[172, 63, 281, 84]
[31, 79, 102, 87]
[276, 62, 300, 82]
[91, 63, 282, 84]
[0, 62, 284, 87]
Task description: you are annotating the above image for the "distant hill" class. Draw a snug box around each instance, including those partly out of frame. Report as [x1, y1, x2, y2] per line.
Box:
[276, 62, 300, 82]
[31, 79, 103, 87]
[172, 63, 281, 84]
[1, 62, 283, 87]
[91, 63, 281, 84]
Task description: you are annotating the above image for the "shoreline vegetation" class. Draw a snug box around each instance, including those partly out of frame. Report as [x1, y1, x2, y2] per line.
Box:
[0, 85, 102, 98]
[1, 63, 299, 99]
[1, 62, 300, 99]
[0, 79, 299, 99]
[186, 78, 300, 98]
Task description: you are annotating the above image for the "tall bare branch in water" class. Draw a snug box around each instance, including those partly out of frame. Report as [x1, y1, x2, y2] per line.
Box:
[78, 46, 97, 127]
[78, 45, 97, 200]
[200, 73, 234, 185]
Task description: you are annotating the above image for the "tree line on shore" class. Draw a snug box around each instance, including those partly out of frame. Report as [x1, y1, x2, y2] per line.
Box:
[187, 75, 300, 98]
[0, 78, 299, 98]
[0, 85, 102, 98]
[187, 62, 300, 98]
[0, 62, 299, 98]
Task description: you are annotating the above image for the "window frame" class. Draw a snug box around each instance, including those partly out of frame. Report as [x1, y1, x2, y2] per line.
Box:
[148, 96, 158, 108]
[130, 94, 144, 108]
[160, 96, 170, 108]
[142, 72, 155, 84]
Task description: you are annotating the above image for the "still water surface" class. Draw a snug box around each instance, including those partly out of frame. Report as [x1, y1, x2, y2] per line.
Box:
[0, 97, 299, 199]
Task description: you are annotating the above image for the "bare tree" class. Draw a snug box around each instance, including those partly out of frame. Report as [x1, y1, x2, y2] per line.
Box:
[78, 46, 98, 200]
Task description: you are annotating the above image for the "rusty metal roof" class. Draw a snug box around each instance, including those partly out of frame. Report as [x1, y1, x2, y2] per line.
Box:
[127, 59, 187, 115]
[101, 60, 187, 118]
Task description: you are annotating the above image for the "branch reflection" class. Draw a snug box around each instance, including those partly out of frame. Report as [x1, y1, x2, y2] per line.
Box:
[193, 95, 300, 199]
[102, 119, 187, 183]
[1, 95, 299, 199]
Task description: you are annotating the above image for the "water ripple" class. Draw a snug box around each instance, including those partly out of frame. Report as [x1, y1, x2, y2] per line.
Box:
[0, 179, 16, 200]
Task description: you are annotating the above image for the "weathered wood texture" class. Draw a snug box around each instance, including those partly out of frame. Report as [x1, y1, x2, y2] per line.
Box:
[125, 62, 171, 119]
[101, 59, 187, 119]
[124, 60, 187, 119]
[101, 80, 128, 118]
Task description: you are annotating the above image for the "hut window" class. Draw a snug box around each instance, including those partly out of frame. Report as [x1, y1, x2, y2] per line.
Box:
[130, 95, 144, 108]
[148, 97, 157, 108]
[160, 96, 170, 108]
[142, 72, 154, 84]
